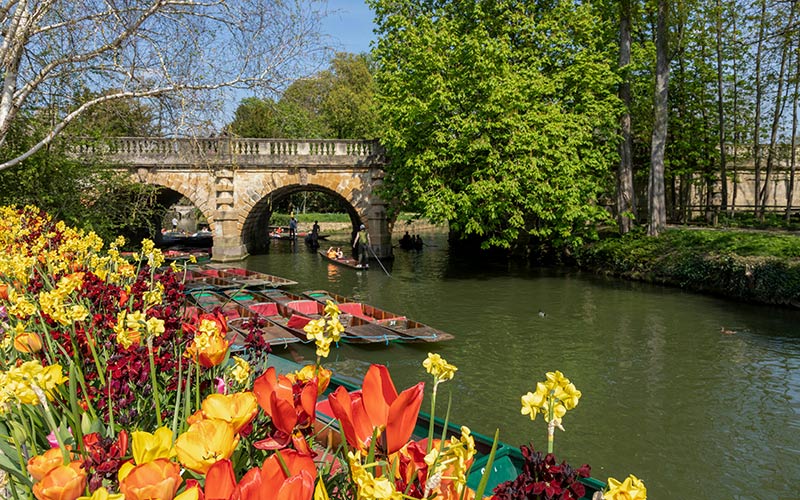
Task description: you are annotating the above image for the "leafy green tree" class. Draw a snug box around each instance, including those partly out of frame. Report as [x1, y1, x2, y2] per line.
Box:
[227, 52, 378, 139]
[321, 53, 380, 139]
[369, 0, 620, 249]
[228, 97, 283, 138]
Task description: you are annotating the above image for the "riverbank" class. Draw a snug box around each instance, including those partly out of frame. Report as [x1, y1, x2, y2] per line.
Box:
[575, 227, 800, 308]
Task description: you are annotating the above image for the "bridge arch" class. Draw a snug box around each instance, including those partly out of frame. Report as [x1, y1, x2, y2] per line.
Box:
[242, 184, 368, 254]
[80, 138, 392, 261]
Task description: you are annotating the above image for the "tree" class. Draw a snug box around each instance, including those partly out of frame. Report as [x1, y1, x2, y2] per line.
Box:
[647, 0, 669, 236]
[321, 53, 380, 139]
[0, 0, 327, 171]
[370, 0, 620, 250]
[228, 97, 282, 138]
[617, 0, 636, 234]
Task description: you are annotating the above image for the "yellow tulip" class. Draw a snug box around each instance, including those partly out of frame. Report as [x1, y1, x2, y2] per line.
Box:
[175, 419, 239, 474]
[77, 486, 125, 500]
[131, 427, 174, 465]
[201, 392, 258, 433]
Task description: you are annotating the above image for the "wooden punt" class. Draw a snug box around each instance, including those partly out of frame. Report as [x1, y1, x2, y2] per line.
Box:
[302, 290, 454, 343]
[183, 275, 240, 292]
[318, 249, 368, 270]
[249, 290, 401, 344]
[195, 264, 298, 288]
[186, 290, 302, 347]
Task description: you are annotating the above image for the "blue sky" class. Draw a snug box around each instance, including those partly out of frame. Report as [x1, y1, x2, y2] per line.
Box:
[321, 0, 376, 54]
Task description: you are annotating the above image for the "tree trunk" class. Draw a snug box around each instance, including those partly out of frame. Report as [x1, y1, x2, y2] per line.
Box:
[752, 0, 766, 218]
[648, 0, 669, 236]
[715, 0, 728, 212]
[617, 0, 636, 234]
[730, 6, 739, 215]
[760, 2, 796, 214]
[786, 37, 800, 221]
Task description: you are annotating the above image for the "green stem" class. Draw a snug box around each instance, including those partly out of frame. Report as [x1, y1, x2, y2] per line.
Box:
[32, 385, 70, 464]
[147, 337, 163, 427]
[427, 380, 439, 453]
[547, 395, 555, 454]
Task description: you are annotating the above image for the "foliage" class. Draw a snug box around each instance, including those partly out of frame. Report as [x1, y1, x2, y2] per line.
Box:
[577, 228, 800, 306]
[227, 53, 379, 140]
[491, 445, 592, 500]
[369, 0, 620, 250]
[0, 112, 162, 246]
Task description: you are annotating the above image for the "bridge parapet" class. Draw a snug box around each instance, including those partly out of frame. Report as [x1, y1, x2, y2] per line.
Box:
[71, 137, 384, 167]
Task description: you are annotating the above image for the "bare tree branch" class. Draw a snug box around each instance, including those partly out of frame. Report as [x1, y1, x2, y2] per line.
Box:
[0, 0, 329, 170]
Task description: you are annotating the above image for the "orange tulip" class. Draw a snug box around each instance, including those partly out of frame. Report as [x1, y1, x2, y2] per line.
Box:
[0, 283, 9, 300]
[175, 419, 239, 474]
[32, 461, 87, 500]
[203, 459, 238, 500]
[240, 450, 316, 500]
[252, 367, 317, 449]
[201, 392, 258, 433]
[14, 329, 43, 353]
[327, 364, 424, 454]
[28, 448, 70, 481]
[119, 458, 182, 500]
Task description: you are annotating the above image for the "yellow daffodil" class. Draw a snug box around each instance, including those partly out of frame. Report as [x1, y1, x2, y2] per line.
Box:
[604, 474, 647, 500]
[423, 352, 458, 382]
[145, 317, 165, 337]
[131, 427, 175, 465]
[228, 356, 251, 384]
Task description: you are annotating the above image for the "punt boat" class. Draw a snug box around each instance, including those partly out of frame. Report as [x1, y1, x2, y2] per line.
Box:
[303, 290, 455, 343]
[186, 289, 302, 347]
[318, 249, 367, 270]
[193, 264, 298, 288]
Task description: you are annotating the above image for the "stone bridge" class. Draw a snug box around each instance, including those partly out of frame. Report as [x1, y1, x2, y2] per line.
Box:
[73, 137, 391, 261]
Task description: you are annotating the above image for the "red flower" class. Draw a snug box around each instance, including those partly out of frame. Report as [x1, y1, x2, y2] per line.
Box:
[327, 364, 424, 455]
[251, 367, 318, 450]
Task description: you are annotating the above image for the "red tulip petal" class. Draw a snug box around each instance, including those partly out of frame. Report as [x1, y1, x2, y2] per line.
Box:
[281, 449, 316, 479]
[299, 380, 318, 423]
[205, 460, 237, 500]
[386, 382, 424, 454]
[237, 467, 262, 500]
[276, 469, 315, 500]
[327, 386, 360, 450]
[270, 392, 298, 435]
[361, 364, 397, 427]
[252, 367, 277, 412]
[252, 432, 291, 450]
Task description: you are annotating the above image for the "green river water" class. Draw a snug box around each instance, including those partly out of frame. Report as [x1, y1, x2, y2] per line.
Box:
[239, 231, 800, 500]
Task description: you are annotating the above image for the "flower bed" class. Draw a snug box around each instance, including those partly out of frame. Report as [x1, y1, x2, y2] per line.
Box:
[0, 206, 645, 499]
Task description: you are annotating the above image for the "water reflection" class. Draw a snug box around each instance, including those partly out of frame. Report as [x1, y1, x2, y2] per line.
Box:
[246, 233, 800, 499]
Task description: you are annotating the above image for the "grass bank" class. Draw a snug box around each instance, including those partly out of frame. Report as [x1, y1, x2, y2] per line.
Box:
[575, 227, 800, 308]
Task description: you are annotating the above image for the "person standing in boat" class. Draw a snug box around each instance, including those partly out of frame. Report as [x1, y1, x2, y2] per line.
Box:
[353, 224, 371, 268]
[288, 216, 298, 239]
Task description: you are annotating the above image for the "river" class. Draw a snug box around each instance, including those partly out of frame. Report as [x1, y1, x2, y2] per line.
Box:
[239, 231, 800, 499]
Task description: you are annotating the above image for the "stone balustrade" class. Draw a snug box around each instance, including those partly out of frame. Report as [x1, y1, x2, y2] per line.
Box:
[70, 137, 383, 166]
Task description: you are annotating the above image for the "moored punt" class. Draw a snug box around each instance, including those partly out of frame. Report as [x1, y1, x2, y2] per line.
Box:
[318, 249, 367, 270]
[303, 290, 454, 343]
[186, 290, 301, 347]
[282, 298, 402, 344]
[183, 275, 240, 292]
[264, 354, 606, 497]
[196, 264, 298, 288]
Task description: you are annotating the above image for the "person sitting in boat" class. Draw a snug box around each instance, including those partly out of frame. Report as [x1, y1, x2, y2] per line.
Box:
[353, 224, 371, 268]
[399, 231, 412, 249]
[326, 246, 338, 259]
[336, 247, 344, 259]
